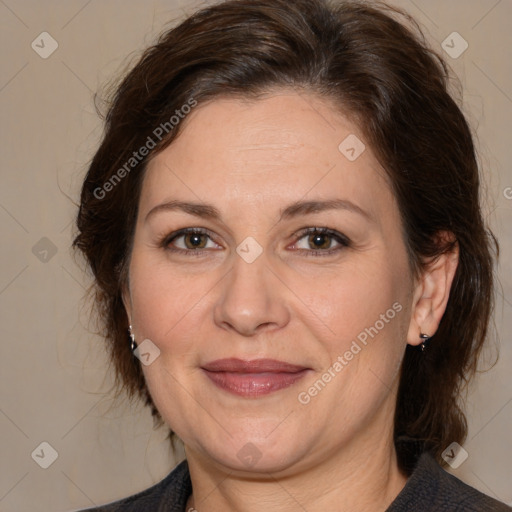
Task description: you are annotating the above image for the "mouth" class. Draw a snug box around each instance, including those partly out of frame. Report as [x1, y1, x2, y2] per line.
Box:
[201, 358, 311, 397]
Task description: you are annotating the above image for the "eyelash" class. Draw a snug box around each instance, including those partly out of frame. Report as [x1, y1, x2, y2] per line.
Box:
[160, 227, 350, 257]
[291, 227, 351, 256]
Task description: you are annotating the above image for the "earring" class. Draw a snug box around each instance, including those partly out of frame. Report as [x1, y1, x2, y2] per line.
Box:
[419, 333, 430, 352]
[129, 325, 136, 352]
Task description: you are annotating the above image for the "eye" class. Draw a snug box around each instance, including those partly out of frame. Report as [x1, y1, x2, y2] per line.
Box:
[163, 228, 221, 253]
[292, 227, 350, 256]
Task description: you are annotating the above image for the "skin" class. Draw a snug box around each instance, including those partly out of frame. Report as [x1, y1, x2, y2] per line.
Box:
[123, 90, 458, 511]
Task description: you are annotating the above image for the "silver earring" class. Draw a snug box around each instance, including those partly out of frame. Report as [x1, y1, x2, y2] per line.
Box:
[419, 333, 430, 352]
[129, 325, 136, 352]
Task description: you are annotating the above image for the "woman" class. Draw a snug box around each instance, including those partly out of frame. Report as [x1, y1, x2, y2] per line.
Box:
[73, 0, 510, 510]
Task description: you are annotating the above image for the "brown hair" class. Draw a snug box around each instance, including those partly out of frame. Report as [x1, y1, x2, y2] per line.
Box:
[73, 0, 498, 470]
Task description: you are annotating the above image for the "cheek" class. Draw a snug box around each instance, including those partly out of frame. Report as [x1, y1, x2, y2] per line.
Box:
[296, 252, 410, 400]
[128, 252, 215, 346]
[292, 254, 406, 346]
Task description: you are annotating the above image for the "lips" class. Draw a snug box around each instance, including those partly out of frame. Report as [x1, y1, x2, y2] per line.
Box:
[201, 358, 310, 397]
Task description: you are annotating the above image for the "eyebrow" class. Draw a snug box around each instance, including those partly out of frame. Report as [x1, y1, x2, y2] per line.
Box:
[280, 198, 372, 222]
[145, 198, 372, 223]
[145, 200, 222, 223]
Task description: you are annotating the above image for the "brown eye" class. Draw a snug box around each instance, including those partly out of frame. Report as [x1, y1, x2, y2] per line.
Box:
[293, 228, 350, 256]
[307, 232, 333, 250]
[183, 232, 208, 249]
[163, 228, 220, 253]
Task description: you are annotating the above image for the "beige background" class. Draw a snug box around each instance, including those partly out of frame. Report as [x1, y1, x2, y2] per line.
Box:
[1, 0, 511, 510]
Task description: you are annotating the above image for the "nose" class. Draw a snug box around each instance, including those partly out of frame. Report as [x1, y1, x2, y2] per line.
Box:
[213, 250, 290, 337]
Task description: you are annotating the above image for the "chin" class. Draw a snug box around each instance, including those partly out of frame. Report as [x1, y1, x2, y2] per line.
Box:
[187, 421, 313, 475]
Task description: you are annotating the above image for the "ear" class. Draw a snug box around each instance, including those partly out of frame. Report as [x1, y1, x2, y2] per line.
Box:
[407, 236, 459, 346]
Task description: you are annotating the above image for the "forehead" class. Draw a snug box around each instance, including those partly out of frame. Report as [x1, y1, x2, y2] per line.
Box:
[140, 91, 394, 224]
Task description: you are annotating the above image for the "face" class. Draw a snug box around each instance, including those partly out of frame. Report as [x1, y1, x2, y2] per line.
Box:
[124, 90, 417, 476]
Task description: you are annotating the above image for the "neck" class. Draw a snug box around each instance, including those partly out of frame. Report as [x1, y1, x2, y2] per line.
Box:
[187, 447, 406, 512]
[184, 400, 408, 512]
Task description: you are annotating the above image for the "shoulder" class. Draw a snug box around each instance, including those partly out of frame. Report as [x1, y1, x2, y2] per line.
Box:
[74, 460, 191, 512]
[388, 452, 511, 512]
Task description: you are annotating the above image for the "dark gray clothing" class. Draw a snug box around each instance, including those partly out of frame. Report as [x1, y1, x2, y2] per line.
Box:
[80, 452, 510, 511]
